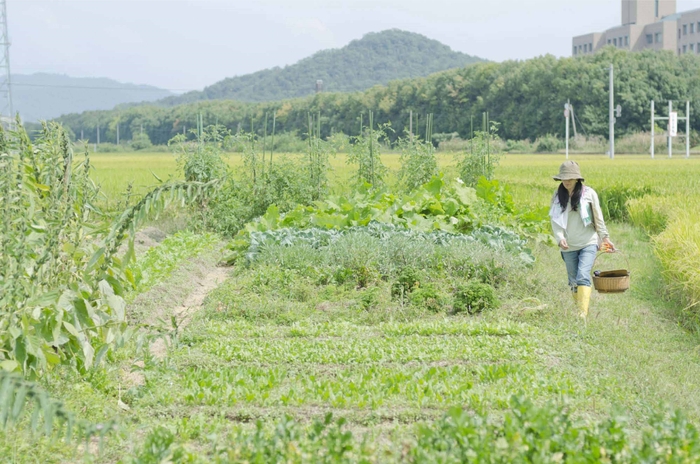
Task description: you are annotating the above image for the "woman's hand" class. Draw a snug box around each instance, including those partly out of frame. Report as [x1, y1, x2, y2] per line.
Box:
[559, 239, 569, 250]
[601, 237, 615, 252]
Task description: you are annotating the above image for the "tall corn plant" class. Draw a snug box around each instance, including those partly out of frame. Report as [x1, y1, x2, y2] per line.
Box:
[0, 122, 214, 378]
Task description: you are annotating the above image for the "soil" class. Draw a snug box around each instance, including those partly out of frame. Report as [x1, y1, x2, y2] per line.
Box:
[148, 266, 230, 359]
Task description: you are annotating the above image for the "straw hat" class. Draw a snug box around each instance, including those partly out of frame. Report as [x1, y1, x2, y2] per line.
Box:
[553, 161, 584, 181]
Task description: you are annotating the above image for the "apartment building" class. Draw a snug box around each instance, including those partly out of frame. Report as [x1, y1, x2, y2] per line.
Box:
[572, 0, 700, 56]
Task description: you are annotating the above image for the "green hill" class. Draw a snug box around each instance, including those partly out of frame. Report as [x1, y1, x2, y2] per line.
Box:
[159, 29, 484, 105]
[12, 73, 172, 122]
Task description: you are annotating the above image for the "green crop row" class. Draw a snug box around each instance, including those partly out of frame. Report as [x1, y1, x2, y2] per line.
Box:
[181, 332, 532, 365]
[128, 395, 700, 463]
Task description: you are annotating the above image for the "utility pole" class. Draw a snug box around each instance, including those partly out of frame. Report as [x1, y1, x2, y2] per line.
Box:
[609, 64, 615, 159]
[651, 100, 655, 159]
[669, 100, 673, 158]
[97, 123, 100, 145]
[686, 100, 690, 159]
[116, 123, 120, 145]
[0, 0, 13, 127]
[81, 128, 84, 140]
[565, 101, 570, 159]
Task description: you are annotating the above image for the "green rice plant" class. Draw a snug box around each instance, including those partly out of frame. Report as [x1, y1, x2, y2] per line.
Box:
[627, 195, 673, 236]
[598, 185, 653, 222]
[653, 210, 700, 329]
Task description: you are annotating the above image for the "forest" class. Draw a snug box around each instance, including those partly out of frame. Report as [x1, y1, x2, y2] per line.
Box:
[54, 47, 700, 145]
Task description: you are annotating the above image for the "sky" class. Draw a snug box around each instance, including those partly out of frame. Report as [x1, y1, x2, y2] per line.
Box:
[10, 0, 700, 92]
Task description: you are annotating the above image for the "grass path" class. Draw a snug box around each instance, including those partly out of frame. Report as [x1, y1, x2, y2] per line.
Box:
[532, 222, 700, 423]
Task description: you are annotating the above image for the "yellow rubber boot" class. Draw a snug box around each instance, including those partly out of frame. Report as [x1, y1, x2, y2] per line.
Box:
[577, 286, 592, 319]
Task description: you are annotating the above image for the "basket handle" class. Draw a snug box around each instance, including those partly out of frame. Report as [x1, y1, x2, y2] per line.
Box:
[592, 249, 630, 271]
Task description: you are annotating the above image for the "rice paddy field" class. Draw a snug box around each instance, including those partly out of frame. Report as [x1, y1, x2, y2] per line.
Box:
[90, 151, 700, 202]
[7, 149, 700, 462]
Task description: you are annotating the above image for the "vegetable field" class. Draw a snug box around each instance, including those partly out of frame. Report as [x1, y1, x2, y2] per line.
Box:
[4, 125, 700, 463]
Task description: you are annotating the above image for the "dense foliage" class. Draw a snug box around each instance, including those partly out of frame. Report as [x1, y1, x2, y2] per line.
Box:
[56, 48, 700, 145]
[0, 122, 213, 377]
[158, 30, 483, 106]
[224, 174, 549, 265]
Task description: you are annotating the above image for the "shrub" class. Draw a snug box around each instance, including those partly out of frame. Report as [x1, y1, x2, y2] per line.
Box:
[504, 139, 535, 153]
[170, 126, 229, 183]
[534, 134, 563, 153]
[410, 283, 446, 312]
[129, 132, 153, 151]
[391, 267, 421, 302]
[453, 282, 498, 314]
[616, 131, 689, 155]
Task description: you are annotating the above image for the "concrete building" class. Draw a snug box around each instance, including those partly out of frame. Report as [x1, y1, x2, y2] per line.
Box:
[573, 0, 700, 57]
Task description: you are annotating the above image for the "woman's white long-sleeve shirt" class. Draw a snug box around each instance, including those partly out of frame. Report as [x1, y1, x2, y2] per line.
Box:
[549, 186, 609, 251]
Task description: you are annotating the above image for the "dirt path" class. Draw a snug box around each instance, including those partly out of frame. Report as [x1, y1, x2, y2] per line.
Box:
[121, 249, 231, 388]
[148, 266, 230, 359]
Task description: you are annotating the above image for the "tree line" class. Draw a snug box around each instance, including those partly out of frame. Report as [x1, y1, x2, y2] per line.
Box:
[54, 48, 700, 145]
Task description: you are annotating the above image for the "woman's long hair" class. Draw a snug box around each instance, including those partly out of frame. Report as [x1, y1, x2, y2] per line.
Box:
[557, 180, 583, 212]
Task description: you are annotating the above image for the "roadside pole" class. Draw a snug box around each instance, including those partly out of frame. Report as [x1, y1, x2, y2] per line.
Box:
[565, 101, 570, 159]
[686, 101, 690, 159]
[669, 101, 674, 158]
[651, 100, 655, 159]
[609, 64, 614, 159]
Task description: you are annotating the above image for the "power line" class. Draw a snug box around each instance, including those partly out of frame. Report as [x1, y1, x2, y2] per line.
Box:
[11, 82, 195, 93]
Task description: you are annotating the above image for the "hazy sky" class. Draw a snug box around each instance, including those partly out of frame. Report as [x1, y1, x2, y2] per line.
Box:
[11, 0, 700, 91]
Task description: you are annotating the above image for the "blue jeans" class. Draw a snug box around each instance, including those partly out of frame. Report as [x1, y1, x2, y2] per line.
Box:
[561, 244, 597, 291]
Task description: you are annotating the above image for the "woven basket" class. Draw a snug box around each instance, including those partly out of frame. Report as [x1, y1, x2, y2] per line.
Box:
[592, 250, 630, 293]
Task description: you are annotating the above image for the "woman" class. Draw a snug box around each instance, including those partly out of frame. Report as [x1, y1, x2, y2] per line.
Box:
[549, 161, 614, 319]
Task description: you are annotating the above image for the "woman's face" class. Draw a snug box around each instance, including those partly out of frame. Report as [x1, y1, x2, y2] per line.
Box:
[562, 179, 578, 192]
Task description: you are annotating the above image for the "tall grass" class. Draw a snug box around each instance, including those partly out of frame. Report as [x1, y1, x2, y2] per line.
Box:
[653, 210, 700, 331]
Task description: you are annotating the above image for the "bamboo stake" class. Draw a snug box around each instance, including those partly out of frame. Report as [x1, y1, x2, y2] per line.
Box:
[270, 111, 276, 171]
[262, 112, 268, 178]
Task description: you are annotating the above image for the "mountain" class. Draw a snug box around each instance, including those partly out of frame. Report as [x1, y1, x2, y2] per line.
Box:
[11, 73, 173, 122]
[159, 29, 484, 106]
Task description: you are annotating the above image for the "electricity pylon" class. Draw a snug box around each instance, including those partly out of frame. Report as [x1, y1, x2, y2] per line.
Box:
[0, 0, 13, 127]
